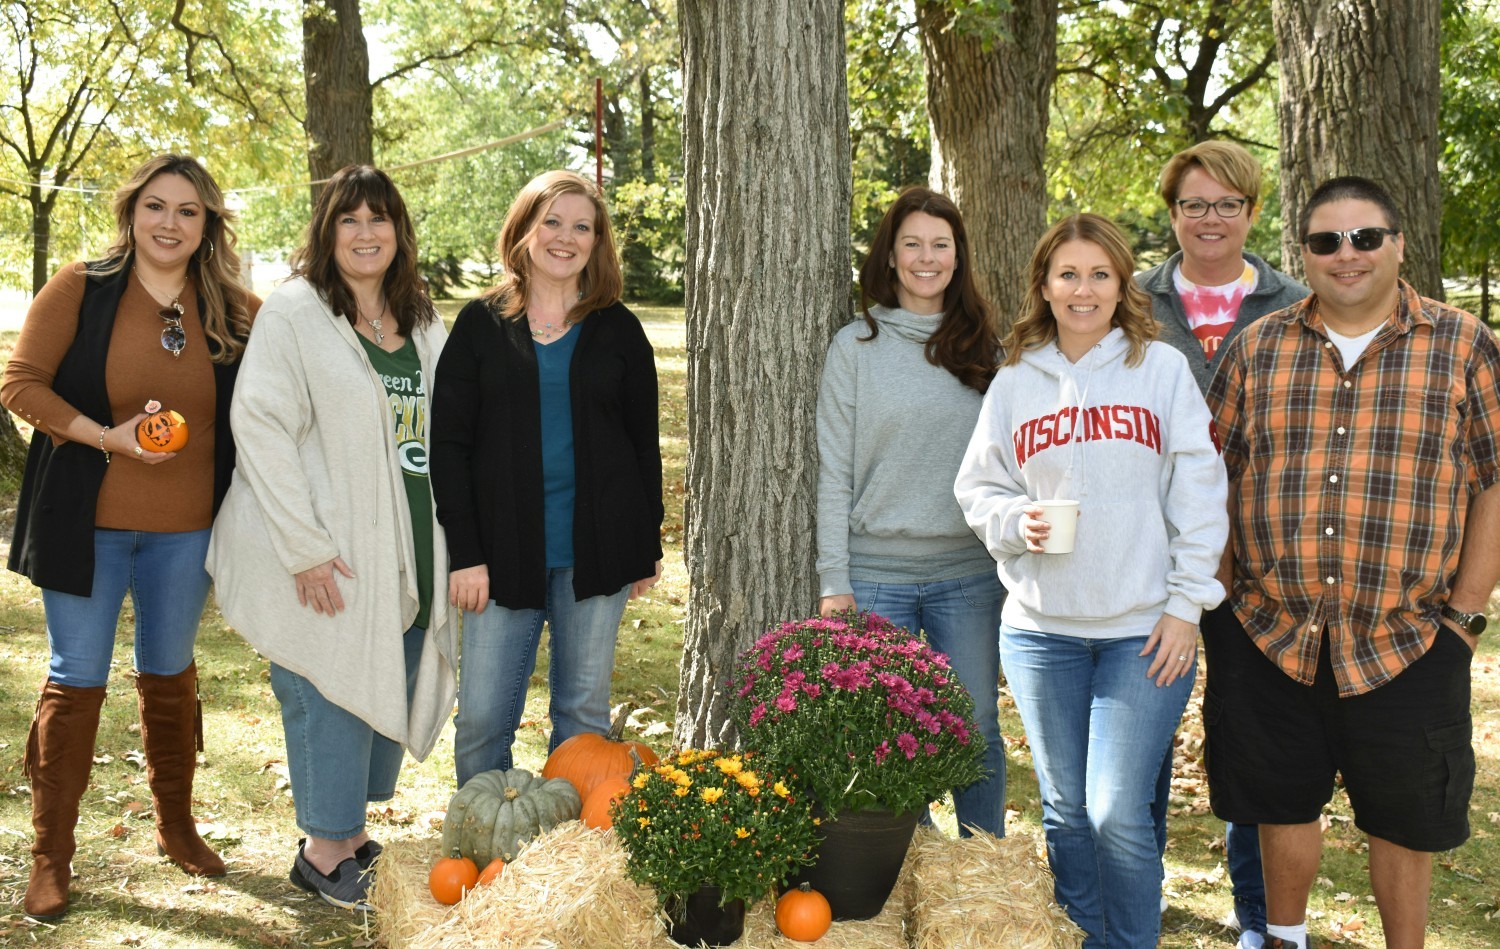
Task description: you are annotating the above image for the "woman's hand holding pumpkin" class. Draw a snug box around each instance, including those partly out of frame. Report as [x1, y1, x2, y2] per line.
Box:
[449, 564, 490, 614]
[295, 556, 354, 615]
[98, 413, 176, 465]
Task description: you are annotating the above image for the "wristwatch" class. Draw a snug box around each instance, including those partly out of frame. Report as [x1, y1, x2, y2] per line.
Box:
[1440, 603, 1488, 636]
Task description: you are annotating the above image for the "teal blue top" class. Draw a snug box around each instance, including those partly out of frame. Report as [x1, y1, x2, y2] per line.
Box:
[535, 329, 581, 568]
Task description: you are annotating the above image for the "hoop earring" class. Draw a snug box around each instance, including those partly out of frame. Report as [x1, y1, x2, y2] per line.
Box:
[198, 238, 214, 263]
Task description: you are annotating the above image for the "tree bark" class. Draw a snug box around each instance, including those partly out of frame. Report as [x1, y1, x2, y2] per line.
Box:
[29, 181, 54, 296]
[303, 0, 373, 196]
[917, 0, 1058, 330]
[677, 0, 851, 748]
[1272, 0, 1443, 298]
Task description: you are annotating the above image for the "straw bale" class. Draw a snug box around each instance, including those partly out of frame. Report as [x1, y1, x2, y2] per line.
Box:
[906, 827, 1084, 949]
[371, 821, 1080, 948]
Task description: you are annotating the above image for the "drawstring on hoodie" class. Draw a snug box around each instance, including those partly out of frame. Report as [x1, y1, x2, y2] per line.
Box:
[1056, 341, 1103, 500]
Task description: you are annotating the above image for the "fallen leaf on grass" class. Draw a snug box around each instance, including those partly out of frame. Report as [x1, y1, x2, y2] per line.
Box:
[107, 824, 128, 838]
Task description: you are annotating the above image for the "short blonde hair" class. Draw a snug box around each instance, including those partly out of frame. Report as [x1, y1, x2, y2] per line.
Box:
[1158, 140, 1263, 210]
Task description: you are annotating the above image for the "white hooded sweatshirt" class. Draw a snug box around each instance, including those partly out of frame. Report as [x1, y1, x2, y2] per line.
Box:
[954, 328, 1228, 638]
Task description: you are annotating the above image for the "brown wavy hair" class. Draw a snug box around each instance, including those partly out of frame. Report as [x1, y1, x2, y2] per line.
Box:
[858, 187, 998, 393]
[289, 165, 437, 334]
[90, 154, 251, 363]
[1003, 214, 1156, 368]
[480, 170, 623, 323]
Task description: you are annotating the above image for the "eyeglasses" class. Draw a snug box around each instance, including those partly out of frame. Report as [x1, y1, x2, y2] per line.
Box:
[1174, 197, 1249, 219]
[1302, 227, 1400, 256]
[159, 303, 186, 358]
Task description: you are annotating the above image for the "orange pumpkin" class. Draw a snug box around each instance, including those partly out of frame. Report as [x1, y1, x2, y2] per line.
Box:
[477, 858, 506, 886]
[776, 882, 832, 942]
[542, 707, 658, 801]
[137, 409, 189, 452]
[581, 774, 633, 830]
[428, 848, 479, 905]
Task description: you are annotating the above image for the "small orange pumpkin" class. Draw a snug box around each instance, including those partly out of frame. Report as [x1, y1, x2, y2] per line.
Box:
[581, 774, 633, 830]
[428, 848, 479, 905]
[776, 882, 832, 942]
[477, 858, 506, 886]
[542, 707, 659, 802]
[137, 408, 189, 452]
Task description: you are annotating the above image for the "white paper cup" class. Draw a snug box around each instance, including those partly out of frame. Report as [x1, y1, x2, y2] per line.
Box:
[1035, 500, 1080, 554]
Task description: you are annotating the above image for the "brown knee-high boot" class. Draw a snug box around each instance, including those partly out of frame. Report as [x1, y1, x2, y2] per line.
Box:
[24, 680, 106, 920]
[136, 663, 225, 876]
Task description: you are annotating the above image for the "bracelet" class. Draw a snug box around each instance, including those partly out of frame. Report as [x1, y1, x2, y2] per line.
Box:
[98, 425, 111, 464]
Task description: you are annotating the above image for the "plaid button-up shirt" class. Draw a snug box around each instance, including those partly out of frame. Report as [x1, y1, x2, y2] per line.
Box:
[1207, 281, 1500, 696]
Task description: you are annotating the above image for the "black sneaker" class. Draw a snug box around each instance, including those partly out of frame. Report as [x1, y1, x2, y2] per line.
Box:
[354, 838, 383, 870]
[289, 840, 374, 912]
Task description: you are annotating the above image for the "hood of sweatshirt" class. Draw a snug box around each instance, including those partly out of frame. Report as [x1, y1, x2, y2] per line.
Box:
[868, 304, 943, 343]
[1015, 327, 1131, 499]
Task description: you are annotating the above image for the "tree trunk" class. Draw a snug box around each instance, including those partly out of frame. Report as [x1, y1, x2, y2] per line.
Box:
[677, 0, 851, 748]
[1272, 0, 1442, 298]
[303, 0, 373, 197]
[917, 0, 1058, 330]
[29, 186, 52, 297]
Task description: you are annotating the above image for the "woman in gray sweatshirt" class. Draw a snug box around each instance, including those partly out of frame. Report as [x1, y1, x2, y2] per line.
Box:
[815, 187, 1006, 837]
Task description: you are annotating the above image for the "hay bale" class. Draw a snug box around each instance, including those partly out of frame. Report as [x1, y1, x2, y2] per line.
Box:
[906, 827, 1084, 949]
[371, 821, 1078, 948]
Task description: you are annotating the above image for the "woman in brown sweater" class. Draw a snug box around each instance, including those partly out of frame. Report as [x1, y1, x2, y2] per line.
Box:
[0, 154, 259, 921]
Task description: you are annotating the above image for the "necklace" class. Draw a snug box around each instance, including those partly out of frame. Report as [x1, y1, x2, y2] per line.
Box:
[361, 300, 388, 344]
[133, 266, 185, 308]
[529, 315, 574, 340]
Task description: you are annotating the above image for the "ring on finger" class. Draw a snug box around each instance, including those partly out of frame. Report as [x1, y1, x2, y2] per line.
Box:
[1177, 654, 1189, 661]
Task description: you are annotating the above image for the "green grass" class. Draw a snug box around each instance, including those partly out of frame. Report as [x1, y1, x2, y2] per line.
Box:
[1, 306, 1499, 946]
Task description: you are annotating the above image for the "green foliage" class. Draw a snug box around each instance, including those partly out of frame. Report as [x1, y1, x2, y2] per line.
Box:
[1440, 0, 1500, 309]
[614, 178, 686, 303]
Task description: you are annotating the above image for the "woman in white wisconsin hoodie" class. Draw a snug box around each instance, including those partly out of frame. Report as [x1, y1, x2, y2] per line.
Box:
[815, 187, 1006, 837]
[955, 214, 1227, 949]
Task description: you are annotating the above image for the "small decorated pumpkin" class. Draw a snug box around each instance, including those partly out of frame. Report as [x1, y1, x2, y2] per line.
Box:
[440, 767, 581, 867]
[429, 849, 479, 905]
[581, 773, 633, 831]
[137, 400, 188, 452]
[542, 707, 659, 802]
[776, 882, 833, 941]
[477, 858, 506, 886]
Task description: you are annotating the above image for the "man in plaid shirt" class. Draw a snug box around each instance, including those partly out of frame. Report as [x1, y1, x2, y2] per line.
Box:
[1205, 176, 1500, 949]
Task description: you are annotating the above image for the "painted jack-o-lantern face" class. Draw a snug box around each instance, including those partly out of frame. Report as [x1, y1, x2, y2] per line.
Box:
[137, 409, 188, 453]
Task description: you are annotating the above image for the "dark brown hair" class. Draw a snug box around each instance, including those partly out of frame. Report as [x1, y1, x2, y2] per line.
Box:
[480, 170, 623, 323]
[289, 165, 437, 334]
[858, 187, 998, 393]
[91, 154, 251, 363]
[1004, 213, 1156, 369]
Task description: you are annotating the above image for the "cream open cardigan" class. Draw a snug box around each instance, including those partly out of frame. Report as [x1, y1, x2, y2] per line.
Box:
[206, 277, 457, 759]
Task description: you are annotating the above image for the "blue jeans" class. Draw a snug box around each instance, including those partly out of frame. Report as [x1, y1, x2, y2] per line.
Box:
[454, 568, 630, 785]
[270, 625, 423, 840]
[851, 572, 1006, 837]
[1000, 625, 1194, 949]
[41, 528, 212, 688]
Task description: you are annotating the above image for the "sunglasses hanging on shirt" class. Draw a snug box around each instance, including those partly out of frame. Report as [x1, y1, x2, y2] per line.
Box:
[1302, 227, 1400, 256]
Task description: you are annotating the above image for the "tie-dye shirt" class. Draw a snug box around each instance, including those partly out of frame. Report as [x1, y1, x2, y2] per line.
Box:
[1172, 262, 1259, 363]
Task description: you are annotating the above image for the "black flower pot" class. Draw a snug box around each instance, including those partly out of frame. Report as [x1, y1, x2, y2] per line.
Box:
[664, 884, 747, 946]
[784, 806, 921, 921]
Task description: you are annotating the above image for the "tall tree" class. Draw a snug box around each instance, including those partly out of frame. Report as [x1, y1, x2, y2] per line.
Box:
[303, 0, 374, 191]
[1272, 0, 1443, 297]
[677, 0, 852, 747]
[1440, 0, 1500, 322]
[916, 0, 1058, 327]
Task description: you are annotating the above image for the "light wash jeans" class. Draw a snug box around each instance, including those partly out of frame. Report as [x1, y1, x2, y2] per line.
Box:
[851, 571, 1006, 837]
[41, 528, 212, 687]
[1000, 624, 1193, 949]
[270, 625, 423, 840]
[453, 567, 630, 785]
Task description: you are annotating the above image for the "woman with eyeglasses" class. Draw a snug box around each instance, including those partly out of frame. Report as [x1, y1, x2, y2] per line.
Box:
[1135, 141, 1307, 948]
[2, 154, 259, 920]
[206, 166, 456, 912]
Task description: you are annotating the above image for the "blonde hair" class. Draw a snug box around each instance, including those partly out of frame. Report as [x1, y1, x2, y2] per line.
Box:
[91, 155, 251, 363]
[1158, 140, 1263, 211]
[481, 170, 623, 323]
[1003, 214, 1156, 368]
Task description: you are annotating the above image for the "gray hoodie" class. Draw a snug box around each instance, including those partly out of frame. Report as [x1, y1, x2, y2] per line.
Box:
[955, 329, 1228, 638]
[815, 305, 995, 597]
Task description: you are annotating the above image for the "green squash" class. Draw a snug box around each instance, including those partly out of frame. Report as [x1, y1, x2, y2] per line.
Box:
[440, 767, 582, 865]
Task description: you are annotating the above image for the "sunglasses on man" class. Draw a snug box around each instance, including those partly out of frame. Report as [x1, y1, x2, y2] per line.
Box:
[1302, 227, 1400, 256]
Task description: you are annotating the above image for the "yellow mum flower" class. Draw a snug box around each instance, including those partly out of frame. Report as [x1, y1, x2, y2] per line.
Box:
[716, 756, 743, 775]
[632, 773, 650, 789]
[735, 827, 751, 839]
[674, 772, 693, 788]
[773, 781, 790, 798]
[674, 785, 690, 797]
[637, 817, 651, 828]
[734, 771, 760, 789]
[701, 786, 724, 803]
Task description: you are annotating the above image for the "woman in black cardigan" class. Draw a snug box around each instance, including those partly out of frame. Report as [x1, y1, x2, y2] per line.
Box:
[431, 170, 663, 785]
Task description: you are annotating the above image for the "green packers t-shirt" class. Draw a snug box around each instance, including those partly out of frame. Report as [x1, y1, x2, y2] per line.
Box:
[357, 333, 434, 629]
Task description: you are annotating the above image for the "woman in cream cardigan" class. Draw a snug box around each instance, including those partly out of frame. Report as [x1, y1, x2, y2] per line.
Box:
[207, 166, 456, 912]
